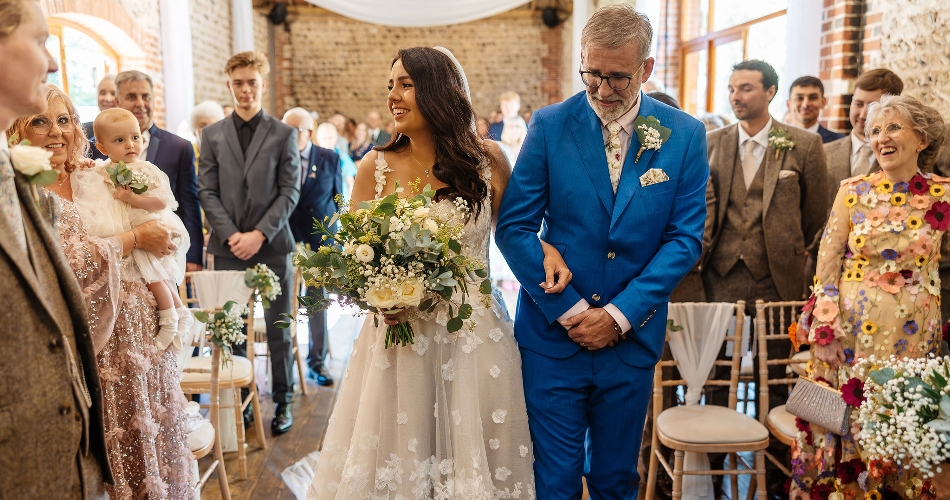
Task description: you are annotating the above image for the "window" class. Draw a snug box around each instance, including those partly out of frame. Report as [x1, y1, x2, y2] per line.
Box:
[679, 0, 787, 120]
[46, 20, 119, 124]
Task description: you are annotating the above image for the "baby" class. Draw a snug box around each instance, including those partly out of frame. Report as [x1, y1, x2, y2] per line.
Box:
[72, 108, 192, 349]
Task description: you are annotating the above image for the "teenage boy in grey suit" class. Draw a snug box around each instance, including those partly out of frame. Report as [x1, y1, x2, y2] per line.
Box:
[198, 51, 301, 434]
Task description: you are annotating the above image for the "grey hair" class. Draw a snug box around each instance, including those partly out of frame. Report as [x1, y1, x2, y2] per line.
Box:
[281, 107, 314, 130]
[865, 94, 946, 169]
[190, 100, 224, 129]
[115, 70, 153, 93]
[581, 3, 653, 62]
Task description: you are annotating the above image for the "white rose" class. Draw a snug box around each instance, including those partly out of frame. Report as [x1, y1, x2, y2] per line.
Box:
[413, 207, 430, 221]
[424, 219, 439, 234]
[9, 144, 52, 176]
[399, 279, 425, 307]
[354, 244, 375, 262]
[365, 283, 400, 309]
[342, 241, 355, 255]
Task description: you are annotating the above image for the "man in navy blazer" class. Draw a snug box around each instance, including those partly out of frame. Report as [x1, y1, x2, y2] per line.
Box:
[282, 107, 342, 387]
[94, 70, 204, 270]
[496, 5, 707, 498]
[786, 75, 843, 144]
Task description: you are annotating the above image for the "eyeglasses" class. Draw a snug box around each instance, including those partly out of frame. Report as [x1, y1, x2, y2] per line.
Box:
[869, 123, 904, 140]
[578, 62, 643, 91]
[28, 115, 76, 136]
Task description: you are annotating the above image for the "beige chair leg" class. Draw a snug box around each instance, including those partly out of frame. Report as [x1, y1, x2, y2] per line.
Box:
[646, 434, 660, 499]
[233, 386, 248, 480]
[292, 328, 308, 396]
[729, 453, 739, 500]
[214, 428, 231, 500]
[250, 386, 268, 450]
[754, 451, 766, 500]
[672, 450, 684, 500]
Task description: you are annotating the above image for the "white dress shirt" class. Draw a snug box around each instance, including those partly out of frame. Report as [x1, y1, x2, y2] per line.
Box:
[805, 122, 820, 134]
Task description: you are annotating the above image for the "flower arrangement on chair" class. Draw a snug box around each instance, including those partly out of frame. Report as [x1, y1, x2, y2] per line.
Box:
[193, 300, 249, 365]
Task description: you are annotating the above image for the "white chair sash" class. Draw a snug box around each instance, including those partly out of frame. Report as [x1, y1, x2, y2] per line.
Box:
[191, 270, 254, 309]
[667, 302, 736, 499]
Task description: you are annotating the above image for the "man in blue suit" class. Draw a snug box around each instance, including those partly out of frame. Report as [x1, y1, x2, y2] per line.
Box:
[282, 107, 342, 387]
[93, 70, 204, 270]
[496, 5, 708, 498]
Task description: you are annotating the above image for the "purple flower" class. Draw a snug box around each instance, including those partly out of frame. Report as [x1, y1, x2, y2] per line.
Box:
[851, 212, 866, 224]
[904, 320, 919, 335]
[894, 181, 909, 193]
[901, 269, 913, 280]
[896, 338, 909, 352]
[844, 348, 854, 364]
[823, 284, 839, 297]
[855, 181, 871, 195]
[881, 249, 899, 261]
[845, 247, 854, 259]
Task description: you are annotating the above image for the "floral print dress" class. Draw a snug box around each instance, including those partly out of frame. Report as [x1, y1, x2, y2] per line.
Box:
[792, 170, 949, 499]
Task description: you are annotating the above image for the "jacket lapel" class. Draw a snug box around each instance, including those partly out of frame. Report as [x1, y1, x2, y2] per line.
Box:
[716, 125, 739, 226]
[146, 124, 161, 163]
[611, 94, 654, 230]
[762, 119, 785, 216]
[224, 118, 245, 167]
[244, 114, 273, 174]
[570, 99, 614, 215]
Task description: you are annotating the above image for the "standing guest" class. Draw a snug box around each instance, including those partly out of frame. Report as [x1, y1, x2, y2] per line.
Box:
[703, 59, 829, 497]
[81, 74, 116, 140]
[327, 112, 349, 152]
[222, 104, 234, 117]
[315, 121, 358, 199]
[786, 76, 843, 143]
[365, 109, 391, 146]
[489, 91, 525, 141]
[348, 122, 374, 161]
[282, 107, 342, 387]
[11, 84, 195, 499]
[93, 70, 204, 272]
[0, 2, 112, 496]
[496, 5, 709, 498]
[198, 50, 301, 434]
[824, 69, 904, 204]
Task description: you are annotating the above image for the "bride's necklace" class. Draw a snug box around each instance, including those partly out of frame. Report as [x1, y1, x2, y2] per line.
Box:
[409, 145, 432, 178]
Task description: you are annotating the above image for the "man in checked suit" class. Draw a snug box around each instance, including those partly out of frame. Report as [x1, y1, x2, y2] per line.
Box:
[703, 59, 829, 497]
[282, 107, 343, 387]
[198, 51, 300, 434]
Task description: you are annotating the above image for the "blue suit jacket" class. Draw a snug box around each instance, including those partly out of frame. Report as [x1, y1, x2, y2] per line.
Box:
[92, 124, 203, 265]
[488, 121, 504, 141]
[817, 124, 844, 144]
[290, 144, 343, 249]
[495, 92, 708, 368]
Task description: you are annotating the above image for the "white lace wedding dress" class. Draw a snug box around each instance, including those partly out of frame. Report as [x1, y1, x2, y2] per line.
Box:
[308, 154, 536, 500]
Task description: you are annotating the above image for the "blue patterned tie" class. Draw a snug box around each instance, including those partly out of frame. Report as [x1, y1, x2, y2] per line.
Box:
[0, 149, 27, 255]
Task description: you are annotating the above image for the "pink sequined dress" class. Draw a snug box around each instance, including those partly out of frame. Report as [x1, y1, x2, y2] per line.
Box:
[55, 193, 194, 499]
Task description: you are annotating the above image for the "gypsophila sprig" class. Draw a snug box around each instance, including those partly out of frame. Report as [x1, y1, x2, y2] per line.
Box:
[768, 128, 796, 160]
[856, 355, 950, 477]
[105, 161, 149, 194]
[282, 181, 492, 348]
[192, 300, 249, 366]
[245, 263, 282, 309]
[633, 115, 671, 163]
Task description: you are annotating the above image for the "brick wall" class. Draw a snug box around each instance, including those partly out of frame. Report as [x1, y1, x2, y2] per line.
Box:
[277, 7, 563, 123]
[818, 0, 866, 132]
[653, 0, 681, 99]
[190, 0, 232, 106]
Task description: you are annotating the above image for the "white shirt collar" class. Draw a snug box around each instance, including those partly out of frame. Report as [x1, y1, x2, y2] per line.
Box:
[851, 130, 868, 155]
[806, 122, 820, 134]
[738, 118, 773, 148]
[598, 91, 643, 134]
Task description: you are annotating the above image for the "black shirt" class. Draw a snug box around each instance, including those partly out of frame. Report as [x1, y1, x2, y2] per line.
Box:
[232, 109, 263, 154]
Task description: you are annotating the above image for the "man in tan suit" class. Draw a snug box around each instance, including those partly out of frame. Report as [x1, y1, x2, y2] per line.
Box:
[823, 69, 904, 204]
[703, 60, 829, 498]
[0, 1, 171, 496]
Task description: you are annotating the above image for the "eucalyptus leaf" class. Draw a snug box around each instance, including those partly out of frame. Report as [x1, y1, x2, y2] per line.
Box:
[448, 239, 462, 254]
[870, 367, 895, 386]
[459, 303, 473, 320]
[447, 317, 463, 333]
[474, 268, 488, 278]
[31, 169, 59, 186]
[193, 311, 209, 323]
[479, 279, 492, 295]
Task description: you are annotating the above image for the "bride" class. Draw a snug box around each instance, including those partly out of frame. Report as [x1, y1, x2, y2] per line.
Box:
[308, 47, 568, 499]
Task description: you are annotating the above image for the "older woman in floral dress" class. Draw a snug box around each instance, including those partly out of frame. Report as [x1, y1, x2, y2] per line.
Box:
[7, 84, 195, 499]
[792, 94, 947, 499]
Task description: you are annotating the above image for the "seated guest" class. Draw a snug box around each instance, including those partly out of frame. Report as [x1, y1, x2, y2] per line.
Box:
[823, 69, 904, 204]
[348, 122, 374, 161]
[328, 112, 349, 152]
[81, 74, 116, 140]
[786, 75, 843, 143]
[315, 121, 357, 199]
[282, 107, 342, 387]
[10, 84, 194, 499]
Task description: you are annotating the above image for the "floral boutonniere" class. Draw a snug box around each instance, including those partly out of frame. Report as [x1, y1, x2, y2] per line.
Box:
[768, 128, 795, 160]
[8, 133, 56, 204]
[633, 115, 671, 163]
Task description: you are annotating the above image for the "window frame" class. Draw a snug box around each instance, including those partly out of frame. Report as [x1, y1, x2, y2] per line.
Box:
[46, 18, 120, 95]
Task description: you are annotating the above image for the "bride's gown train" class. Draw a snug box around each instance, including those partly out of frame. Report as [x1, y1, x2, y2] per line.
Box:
[308, 154, 536, 499]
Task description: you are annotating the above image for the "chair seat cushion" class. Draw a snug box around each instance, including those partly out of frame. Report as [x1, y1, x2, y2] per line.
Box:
[180, 355, 253, 384]
[789, 350, 810, 377]
[188, 419, 215, 452]
[767, 405, 797, 438]
[656, 405, 769, 444]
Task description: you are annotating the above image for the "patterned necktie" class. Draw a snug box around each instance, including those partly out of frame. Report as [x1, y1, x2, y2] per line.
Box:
[854, 144, 872, 176]
[0, 150, 27, 255]
[606, 121, 623, 193]
[742, 139, 758, 189]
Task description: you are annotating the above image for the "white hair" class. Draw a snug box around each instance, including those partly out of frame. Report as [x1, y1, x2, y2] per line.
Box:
[190, 100, 224, 129]
[282, 107, 314, 130]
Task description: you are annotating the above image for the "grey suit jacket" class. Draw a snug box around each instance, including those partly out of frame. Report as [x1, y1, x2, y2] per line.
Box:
[0, 174, 112, 497]
[198, 112, 301, 258]
[705, 120, 830, 300]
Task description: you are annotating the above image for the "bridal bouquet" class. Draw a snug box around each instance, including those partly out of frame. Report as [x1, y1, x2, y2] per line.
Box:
[193, 300, 249, 364]
[245, 263, 282, 309]
[287, 183, 491, 348]
[853, 355, 950, 478]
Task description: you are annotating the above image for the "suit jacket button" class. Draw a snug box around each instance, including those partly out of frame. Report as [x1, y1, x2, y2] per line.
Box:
[59, 403, 71, 415]
[607, 252, 616, 260]
[592, 294, 601, 301]
[48, 338, 62, 352]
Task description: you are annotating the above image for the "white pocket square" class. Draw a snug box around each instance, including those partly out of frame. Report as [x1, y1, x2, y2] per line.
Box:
[639, 168, 670, 187]
[778, 170, 799, 179]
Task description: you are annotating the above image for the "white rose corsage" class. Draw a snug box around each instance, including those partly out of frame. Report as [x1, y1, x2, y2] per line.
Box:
[8, 134, 56, 204]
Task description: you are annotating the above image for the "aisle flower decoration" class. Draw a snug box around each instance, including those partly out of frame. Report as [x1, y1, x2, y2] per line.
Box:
[282, 181, 492, 348]
[193, 300, 249, 365]
[244, 263, 282, 309]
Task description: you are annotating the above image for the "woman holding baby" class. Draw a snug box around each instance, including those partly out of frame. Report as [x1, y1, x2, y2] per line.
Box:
[7, 84, 194, 499]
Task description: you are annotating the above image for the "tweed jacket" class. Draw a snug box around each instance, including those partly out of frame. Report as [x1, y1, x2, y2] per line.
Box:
[705, 120, 830, 300]
[932, 124, 950, 178]
[0, 174, 112, 497]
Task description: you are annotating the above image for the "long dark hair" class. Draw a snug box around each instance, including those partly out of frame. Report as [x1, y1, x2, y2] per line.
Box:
[379, 47, 488, 216]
